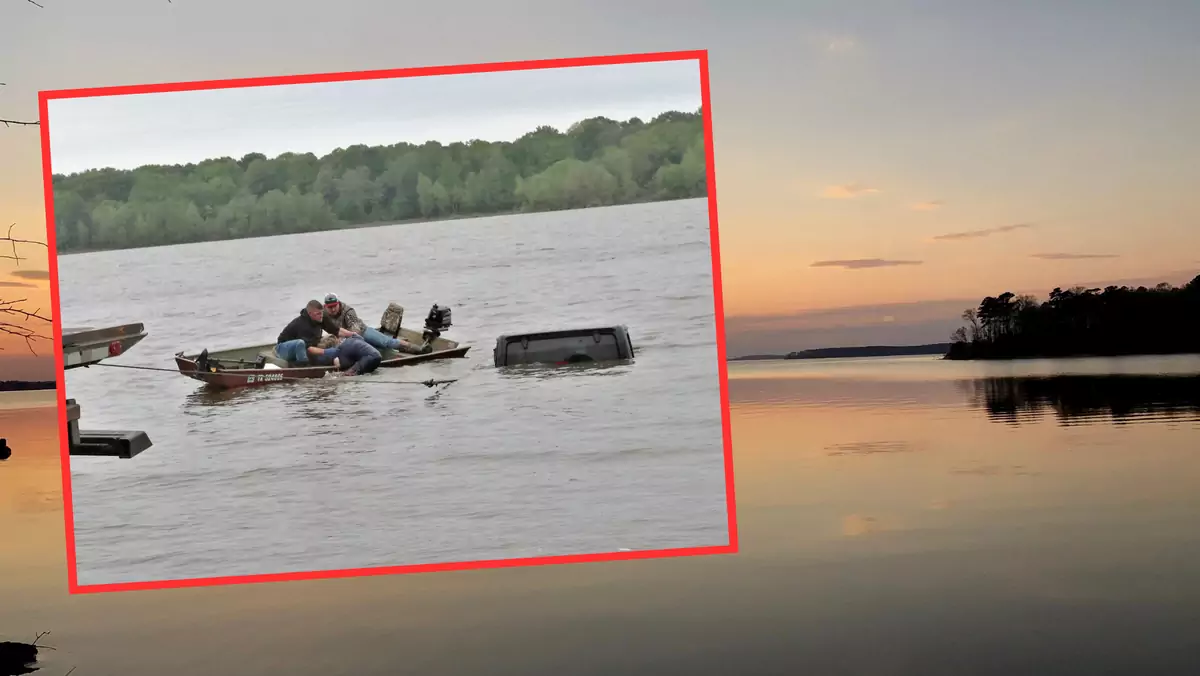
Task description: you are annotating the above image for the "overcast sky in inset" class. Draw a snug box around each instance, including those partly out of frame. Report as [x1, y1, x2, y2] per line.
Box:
[46, 59, 703, 174]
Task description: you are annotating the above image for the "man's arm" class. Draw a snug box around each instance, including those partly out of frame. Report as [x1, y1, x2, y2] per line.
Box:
[323, 315, 356, 338]
[344, 307, 367, 334]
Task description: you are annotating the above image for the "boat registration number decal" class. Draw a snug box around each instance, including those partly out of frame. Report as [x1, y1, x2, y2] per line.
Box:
[246, 373, 284, 383]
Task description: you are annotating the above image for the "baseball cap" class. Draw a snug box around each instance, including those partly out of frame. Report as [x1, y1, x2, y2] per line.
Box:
[324, 293, 339, 305]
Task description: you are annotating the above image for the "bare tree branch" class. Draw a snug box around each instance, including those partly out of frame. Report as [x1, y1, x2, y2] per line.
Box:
[1, 226, 52, 355]
[27, 0, 46, 8]
[2, 64, 38, 125]
[2, 76, 40, 125]
[0, 299, 51, 355]
[6, 223, 49, 248]
[0, 297, 51, 355]
[3, 223, 49, 267]
[0, 298, 49, 322]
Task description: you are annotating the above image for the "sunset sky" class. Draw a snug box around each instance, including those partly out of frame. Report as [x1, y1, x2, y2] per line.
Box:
[0, 228, 53, 378]
[2, 1, 1198, 362]
[5, 5, 1200, 675]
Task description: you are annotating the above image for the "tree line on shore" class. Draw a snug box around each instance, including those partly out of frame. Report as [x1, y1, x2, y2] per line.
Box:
[51, 109, 708, 253]
[946, 275, 1200, 359]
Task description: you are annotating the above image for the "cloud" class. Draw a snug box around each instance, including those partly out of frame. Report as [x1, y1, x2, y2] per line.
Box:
[821, 183, 880, 199]
[811, 258, 923, 269]
[0, 281, 36, 288]
[10, 269, 49, 280]
[931, 223, 1032, 241]
[911, 201, 944, 211]
[1031, 253, 1119, 260]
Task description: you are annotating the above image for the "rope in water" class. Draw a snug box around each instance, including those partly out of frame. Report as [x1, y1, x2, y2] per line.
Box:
[89, 362, 458, 388]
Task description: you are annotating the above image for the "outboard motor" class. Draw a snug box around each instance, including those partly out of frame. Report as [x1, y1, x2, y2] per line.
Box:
[421, 304, 453, 351]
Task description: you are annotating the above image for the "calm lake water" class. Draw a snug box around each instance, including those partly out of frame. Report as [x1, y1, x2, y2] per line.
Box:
[717, 353, 1200, 674]
[55, 198, 730, 586]
[5, 338, 1200, 672]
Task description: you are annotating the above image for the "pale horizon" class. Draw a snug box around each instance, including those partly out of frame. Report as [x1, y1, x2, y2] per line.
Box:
[724, 267, 1200, 357]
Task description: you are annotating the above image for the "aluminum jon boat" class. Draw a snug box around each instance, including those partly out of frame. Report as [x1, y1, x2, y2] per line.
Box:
[173, 303, 470, 390]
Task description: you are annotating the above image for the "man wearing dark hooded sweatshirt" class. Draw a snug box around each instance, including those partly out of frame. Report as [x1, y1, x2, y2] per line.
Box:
[275, 299, 356, 366]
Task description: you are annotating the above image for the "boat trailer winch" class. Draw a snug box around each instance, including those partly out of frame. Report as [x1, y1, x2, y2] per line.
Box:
[62, 323, 154, 459]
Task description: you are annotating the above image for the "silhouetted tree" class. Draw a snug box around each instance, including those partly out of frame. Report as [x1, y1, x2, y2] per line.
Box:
[947, 275, 1200, 359]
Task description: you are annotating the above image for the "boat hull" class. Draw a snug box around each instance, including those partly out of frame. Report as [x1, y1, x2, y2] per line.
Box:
[174, 326, 470, 390]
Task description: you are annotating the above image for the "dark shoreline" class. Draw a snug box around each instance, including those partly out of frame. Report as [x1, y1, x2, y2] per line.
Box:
[737, 276, 1200, 364]
[944, 278, 1199, 362]
[943, 348, 1200, 362]
[729, 343, 950, 362]
[729, 347, 1200, 363]
[0, 381, 56, 391]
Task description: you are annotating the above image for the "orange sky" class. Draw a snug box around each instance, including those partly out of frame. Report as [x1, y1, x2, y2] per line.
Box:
[2, 1, 1198, 363]
[0, 216, 54, 379]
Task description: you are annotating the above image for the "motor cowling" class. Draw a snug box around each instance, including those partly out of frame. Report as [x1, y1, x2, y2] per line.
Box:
[424, 304, 452, 333]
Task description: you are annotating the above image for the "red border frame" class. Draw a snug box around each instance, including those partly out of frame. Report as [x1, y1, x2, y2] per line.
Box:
[39, 49, 737, 594]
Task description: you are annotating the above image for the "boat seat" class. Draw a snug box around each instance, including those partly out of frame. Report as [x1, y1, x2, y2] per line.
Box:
[257, 349, 291, 368]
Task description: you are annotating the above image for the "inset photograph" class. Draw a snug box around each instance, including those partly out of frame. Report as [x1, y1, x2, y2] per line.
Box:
[43, 52, 735, 592]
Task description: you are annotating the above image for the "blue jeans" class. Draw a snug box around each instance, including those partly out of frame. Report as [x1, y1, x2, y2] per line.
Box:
[325, 335, 384, 374]
[275, 339, 310, 365]
[361, 326, 405, 351]
[347, 353, 383, 375]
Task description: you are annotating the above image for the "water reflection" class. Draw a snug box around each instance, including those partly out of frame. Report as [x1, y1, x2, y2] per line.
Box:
[964, 374, 1200, 426]
[9, 354, 1200, 675]
[183, 384, 284, 408]
[731, 358, 1200, 429]
[495, 360, 634, 382]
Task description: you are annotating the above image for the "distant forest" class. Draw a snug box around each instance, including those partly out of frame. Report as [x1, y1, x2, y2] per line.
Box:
[51, 109, 708, 253]
[946, 275, 1200, 360]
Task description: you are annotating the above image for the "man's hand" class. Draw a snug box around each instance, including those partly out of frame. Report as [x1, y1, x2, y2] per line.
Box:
[338, 328, 356, 338]
[307, 346, 325, 357]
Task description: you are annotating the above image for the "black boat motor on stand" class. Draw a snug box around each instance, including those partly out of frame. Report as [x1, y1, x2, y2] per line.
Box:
[421, 304, 453, 350]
